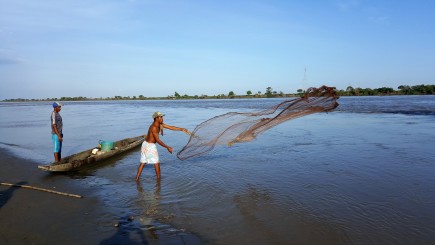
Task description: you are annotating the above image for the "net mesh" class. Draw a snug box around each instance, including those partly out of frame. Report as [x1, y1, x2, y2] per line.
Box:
[177, 85, 339, 160]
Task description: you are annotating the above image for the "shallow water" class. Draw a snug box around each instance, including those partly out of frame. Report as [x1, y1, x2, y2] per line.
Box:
[1, 96, 435, 244]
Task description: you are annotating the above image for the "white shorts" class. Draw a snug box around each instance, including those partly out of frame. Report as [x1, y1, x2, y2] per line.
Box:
[140, 141, 159, 164]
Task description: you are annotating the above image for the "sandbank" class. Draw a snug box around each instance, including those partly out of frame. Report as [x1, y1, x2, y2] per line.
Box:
[0, 148, 201, 244]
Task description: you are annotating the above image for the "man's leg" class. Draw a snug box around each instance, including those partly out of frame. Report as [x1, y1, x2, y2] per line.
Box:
[136, 163, 146, 181]
[54, 152, 60, 162]
[52, 134, 61, 162]
[58, 140, 62, 161]
[154, 163, 161, 179]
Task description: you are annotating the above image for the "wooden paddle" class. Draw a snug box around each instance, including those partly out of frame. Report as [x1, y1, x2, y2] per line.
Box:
[1, 182, 82, 198]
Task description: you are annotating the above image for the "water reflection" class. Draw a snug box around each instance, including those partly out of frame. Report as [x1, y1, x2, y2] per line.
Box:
[136, 180, 161, 239]
[136, 179, 161, 218]
[135, 180, 197, 242]
[99, 215, 149, 245]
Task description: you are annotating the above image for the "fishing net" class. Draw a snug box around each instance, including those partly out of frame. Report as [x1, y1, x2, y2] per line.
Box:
[177, 85, 339, 160]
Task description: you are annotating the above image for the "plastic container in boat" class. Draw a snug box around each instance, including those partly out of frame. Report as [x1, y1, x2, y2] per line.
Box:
[99, 140, 114, 151]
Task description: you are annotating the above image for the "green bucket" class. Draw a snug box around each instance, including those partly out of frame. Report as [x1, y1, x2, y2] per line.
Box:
[99, 140, 114, 151]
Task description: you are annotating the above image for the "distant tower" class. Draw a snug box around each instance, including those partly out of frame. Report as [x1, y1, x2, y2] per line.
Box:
[303, 67, 307, 83]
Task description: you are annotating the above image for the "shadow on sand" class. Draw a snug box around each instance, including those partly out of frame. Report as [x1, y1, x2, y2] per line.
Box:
[0, 181, 28, 209]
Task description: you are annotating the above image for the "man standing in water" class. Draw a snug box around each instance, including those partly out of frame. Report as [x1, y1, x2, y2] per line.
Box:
[51, 102, 63, 162]
[136, 112, 190, 181]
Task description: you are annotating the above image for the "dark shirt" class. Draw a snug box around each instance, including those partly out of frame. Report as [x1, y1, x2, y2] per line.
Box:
[51, 111, 63, 134]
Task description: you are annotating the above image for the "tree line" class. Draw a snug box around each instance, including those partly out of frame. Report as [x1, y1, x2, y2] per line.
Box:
[338, 84, 434, 96]
[2, 84, 434, 102]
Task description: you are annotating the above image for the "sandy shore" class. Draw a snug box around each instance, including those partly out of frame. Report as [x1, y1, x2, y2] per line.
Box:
[0, 148, 201, 244]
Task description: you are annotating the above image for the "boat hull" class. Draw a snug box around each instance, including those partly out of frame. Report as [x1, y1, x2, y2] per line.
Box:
[38, 135, 145, 172]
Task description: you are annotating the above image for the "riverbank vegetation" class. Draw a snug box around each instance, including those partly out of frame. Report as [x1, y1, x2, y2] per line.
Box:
[2, 84, 434, 102]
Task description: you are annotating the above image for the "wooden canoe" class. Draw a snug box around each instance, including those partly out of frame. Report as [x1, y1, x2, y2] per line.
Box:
[38, 135, 145, 172]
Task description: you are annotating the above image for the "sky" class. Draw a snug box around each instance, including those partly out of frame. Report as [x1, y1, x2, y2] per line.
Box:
[1, 0, 434, 100]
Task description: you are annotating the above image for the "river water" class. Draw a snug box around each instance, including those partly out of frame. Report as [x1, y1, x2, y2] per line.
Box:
[1, 96, 435, 244]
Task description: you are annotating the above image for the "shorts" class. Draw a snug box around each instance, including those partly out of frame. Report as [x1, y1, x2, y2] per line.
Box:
[140, 141, 159, 164]
[52, 134, 62, 153]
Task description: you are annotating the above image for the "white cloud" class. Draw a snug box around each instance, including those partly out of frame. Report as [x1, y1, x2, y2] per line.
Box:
[336, 0, 360, 11]
[368, 15, 389, 25]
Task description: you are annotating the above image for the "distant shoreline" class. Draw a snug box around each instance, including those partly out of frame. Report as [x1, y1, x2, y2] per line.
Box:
[2, 84, 434, 102]
[2, 93, 434, 103]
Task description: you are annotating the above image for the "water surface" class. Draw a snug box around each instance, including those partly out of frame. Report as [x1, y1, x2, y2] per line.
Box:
[1, 96, 435, 244]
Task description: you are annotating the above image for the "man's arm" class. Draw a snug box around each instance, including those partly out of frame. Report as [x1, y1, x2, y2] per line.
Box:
[162, 124, 190, 135]
[152, 126, 173, 153]
[52, 124, 63, 142]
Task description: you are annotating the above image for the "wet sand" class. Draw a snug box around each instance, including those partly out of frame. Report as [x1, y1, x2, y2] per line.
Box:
[0, 148, 201, 244]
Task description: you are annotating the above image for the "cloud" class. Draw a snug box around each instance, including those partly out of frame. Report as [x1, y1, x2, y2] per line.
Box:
[368, 15, 389, 25]
[336, 0, 360, 11]
[0, 57, 21, 65]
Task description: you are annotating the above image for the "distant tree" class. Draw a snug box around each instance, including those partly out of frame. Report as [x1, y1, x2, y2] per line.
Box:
[265, 87, 273, 97]
[354, 87, 361, 96]
[412, 84, 433, 94]
[425, 85, 434, 94]
[360, 88, 375, 96]
[397, 84, 434, 95]
[246, 90, 252, 96]
[346, 86, 355, 95]
[376, 87, 394, 94]
[174, 92, 181, 98]
[228, 91, 235, 96]
[398, 85, 411, 95]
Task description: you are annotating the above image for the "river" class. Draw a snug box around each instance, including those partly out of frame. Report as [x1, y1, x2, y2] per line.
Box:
[1, 95, 434, 244]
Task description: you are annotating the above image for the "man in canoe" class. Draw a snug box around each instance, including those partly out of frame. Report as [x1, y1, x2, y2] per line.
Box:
[136, 111, 190, 181]
[51, 102, 63, 162]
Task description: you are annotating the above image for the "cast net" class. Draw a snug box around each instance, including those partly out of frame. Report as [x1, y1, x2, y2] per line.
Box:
[177, 85, 339, 160]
